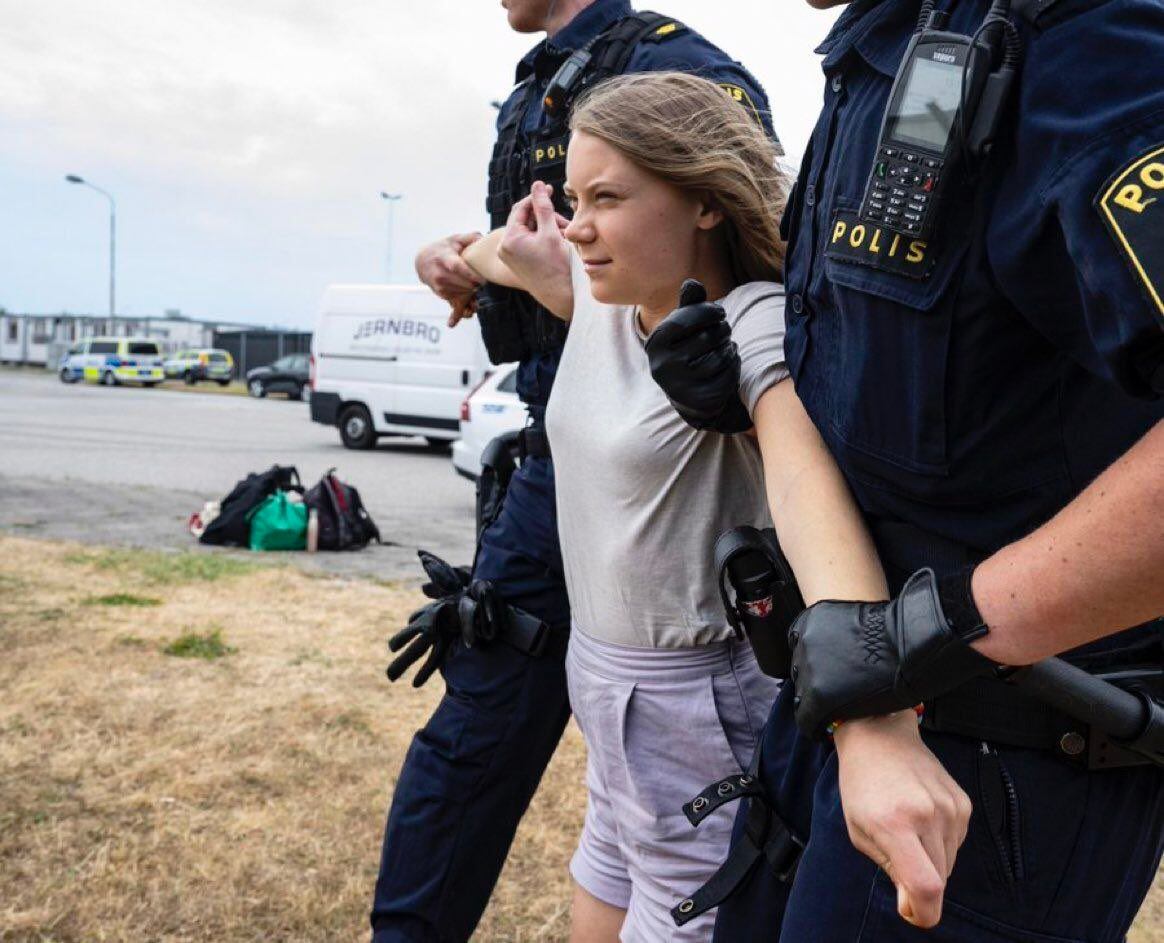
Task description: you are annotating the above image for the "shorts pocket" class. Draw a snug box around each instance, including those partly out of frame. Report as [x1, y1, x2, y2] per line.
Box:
[622, 675, 744, 822]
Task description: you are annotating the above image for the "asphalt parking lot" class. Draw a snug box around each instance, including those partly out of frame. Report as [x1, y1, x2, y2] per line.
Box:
[0, 367, 478, 581]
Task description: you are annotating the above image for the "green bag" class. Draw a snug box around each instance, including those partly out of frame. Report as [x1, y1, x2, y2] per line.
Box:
[246, 490, 308, 551]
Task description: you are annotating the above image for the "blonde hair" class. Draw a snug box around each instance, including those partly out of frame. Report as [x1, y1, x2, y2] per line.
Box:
[570, 71, 789, 284]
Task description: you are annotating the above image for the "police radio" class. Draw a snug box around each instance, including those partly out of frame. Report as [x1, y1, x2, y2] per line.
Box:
[859, 0, 1021, 238]
[543, 33, 606, 118]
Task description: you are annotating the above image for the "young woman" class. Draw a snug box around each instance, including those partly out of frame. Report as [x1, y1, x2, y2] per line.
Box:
[461, 72, 970, 942]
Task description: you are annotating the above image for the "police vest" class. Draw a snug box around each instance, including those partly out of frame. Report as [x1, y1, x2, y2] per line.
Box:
[477, 11, 688, 366]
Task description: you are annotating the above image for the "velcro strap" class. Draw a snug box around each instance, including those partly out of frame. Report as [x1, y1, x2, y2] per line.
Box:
[671, 798, 804, 927]
[671, 830, 763, 927]
[682, 773, 762, 826]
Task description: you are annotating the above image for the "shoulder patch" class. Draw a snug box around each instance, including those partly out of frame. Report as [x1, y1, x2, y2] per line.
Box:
[640, 21, 689, 42]
[717, 82, 777, 147]
[1095, 142, 1164, 327]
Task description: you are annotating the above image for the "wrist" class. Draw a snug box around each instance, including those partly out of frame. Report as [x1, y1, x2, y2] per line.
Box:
[833, 708, 922, 750]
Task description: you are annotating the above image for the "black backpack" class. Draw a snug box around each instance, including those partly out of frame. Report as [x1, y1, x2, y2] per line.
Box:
[200, 465, 303, 547]
[305, 469, 381, 551]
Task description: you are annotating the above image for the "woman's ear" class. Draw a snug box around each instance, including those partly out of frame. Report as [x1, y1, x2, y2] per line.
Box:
[695, 192, 725, 231]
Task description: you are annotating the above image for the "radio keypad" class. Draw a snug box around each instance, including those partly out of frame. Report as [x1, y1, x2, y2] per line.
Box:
[861, 145, 943, 235]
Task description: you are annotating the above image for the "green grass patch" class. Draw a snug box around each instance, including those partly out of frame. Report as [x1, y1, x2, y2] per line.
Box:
[162, 628, 237, 660]
[84, 593, 163, 608]
[325, 711, 373, 737]
[289, 648, 333, 668]
[115, 634, 150, 649]
[65, 547, 264, 585]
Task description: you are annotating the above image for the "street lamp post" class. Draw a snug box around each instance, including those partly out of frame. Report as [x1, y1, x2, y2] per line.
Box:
[65, 175, 116, 317]
[380, 192, 403, 283]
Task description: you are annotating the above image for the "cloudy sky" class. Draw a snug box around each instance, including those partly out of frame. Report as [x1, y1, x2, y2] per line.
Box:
[1, 1, 842, 329]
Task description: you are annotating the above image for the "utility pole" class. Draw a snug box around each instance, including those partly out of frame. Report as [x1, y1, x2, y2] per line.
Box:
[380, 192, 403, 282]
[65, 175, 116, 316]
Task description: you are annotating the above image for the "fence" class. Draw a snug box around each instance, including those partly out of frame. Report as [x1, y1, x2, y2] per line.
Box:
[212, 330, 312, 376]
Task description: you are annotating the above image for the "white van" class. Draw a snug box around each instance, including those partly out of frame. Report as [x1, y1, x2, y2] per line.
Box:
[309, 284, 490, 449]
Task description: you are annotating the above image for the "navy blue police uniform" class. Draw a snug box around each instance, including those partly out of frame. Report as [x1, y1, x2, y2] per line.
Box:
[692, 0, 1164, 939]
[369, 3, 773, 939]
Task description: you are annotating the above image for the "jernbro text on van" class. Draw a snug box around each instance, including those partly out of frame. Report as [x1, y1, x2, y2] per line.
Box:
[353, 319, 442, 344]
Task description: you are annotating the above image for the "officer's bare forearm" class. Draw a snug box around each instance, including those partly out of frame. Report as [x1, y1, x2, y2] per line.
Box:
[754, 382, 888, 605]
[462, 229, 574, 320]
[972, 419, 1164, 665]
[461, 229, 518, 287]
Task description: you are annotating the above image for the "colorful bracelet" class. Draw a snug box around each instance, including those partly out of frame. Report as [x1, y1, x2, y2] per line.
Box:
[828, 698, 926, 735]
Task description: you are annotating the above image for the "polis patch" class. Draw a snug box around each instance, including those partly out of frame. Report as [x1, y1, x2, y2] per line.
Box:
[1095, 142, 1164, 326]
[531, 135, 569, 171]
[825, 208, 936, 280]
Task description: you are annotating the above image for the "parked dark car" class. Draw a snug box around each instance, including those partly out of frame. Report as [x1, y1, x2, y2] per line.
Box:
[246, 354, 310, 400]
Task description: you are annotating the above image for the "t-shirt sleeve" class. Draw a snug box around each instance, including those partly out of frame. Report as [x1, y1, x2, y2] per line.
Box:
[990, 0, 1164, 398]
[727, 285, 790, 416]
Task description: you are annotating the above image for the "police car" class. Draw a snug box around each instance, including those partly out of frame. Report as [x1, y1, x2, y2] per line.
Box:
[163, 348, 235, 385]
[451, 364, 524, 480]
[61, 336, 165, 387]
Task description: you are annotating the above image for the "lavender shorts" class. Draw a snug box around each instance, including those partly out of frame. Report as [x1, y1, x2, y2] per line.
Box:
[565, 627, 781, 942]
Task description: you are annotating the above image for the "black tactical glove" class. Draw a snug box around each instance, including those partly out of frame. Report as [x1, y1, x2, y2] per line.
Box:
[788, 568, 1001, 738]
[386, 550, 474, 688]
[644, 279, 753, 434]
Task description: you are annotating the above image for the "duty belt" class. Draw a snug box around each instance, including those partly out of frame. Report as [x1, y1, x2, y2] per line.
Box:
[925, 669, 1164, 769]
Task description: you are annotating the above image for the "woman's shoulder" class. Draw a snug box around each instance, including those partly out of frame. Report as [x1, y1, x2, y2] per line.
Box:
[722, 280, 786, 326]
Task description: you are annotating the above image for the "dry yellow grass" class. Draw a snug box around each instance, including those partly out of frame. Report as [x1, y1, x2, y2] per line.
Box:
[0, 536, 584, 942]
[0, 535, 1160, 942]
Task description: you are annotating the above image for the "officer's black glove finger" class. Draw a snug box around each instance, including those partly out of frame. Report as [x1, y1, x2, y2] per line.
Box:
[417, 549, 469, 597]
[711, 397, 755, 435]
[469, 580, 504, 643]
[386, 634, 434, 682]
[411, 636, 450, 688]
[685, 343, 741, 381]
[388, 622, 425, 654]
[679, 278, 707, 307]
[660, 324, 732, 367]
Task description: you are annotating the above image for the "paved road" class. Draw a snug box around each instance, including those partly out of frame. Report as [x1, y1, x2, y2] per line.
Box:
[0, 368, 478, 581]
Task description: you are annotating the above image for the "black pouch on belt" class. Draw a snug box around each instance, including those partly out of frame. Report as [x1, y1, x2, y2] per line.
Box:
[714, 526, 806, 679]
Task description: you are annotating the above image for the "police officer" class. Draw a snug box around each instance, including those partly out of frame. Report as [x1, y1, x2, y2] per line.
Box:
[647, 0, 1164, 938]
[369, 3, 775, 940]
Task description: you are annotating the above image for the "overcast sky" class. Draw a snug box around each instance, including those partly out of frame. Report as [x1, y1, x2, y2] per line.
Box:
[1, 1, 842, 329]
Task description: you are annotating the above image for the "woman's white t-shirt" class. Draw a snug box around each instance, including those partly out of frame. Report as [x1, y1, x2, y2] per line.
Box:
[545, 250, 790, 649]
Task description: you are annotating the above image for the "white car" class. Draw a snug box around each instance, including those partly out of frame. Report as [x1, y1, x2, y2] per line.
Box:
[452, 364, 525, 480]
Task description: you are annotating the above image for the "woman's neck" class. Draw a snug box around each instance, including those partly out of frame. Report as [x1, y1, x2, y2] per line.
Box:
[637, 259, 735, 334]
